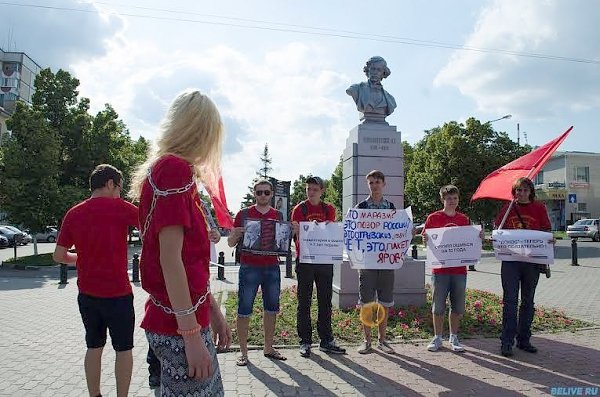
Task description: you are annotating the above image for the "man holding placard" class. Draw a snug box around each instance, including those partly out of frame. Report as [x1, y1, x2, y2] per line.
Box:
[291, 176, 346, 358]
[495, 177, 553, 357]
[422, 185, 477, 353]
[355, 170, 397, 354]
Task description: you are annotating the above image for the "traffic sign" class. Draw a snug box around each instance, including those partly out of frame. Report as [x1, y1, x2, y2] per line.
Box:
[568, 193, 577, 203]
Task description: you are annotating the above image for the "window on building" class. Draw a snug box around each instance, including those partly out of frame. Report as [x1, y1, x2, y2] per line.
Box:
[573, 166, 590, 182]
[534, 171, 544, 185]
[578, 202, 587, 212]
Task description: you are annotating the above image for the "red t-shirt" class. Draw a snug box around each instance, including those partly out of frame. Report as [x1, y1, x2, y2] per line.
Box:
[291, 200, 336, 259]
[234, 205, 281, 266]
[138, 155, 212, 334]
[57, 197, 138, 297]
[422, 210, 471, 275]
[495, 201, 551, 231]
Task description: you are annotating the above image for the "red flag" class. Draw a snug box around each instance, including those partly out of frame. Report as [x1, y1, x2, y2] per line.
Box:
[472, 126, 573, 201]
[205, 176, 234, 229]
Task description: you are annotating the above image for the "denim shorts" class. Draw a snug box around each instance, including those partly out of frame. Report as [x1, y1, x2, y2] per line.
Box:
[358, 269, 395, 307]
[431, 274, 467, 315]
[77, 293, 135, 351]
[237, 264, 281, 317]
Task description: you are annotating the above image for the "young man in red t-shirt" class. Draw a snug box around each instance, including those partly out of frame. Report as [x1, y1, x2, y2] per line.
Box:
[54, 164, 138, 397]
[291, 176, 346, 358]
[422, 185, 480, 353]
[228, 179, 286, 366]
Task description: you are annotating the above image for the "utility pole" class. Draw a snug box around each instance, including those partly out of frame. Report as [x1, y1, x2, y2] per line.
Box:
[517, 123, 520, 146]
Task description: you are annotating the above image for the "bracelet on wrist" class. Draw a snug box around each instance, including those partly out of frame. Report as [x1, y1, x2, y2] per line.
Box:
[177, 325, 201, 337]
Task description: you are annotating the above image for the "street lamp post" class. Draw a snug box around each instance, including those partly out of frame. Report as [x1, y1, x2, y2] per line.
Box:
[486, 114, 512, 124]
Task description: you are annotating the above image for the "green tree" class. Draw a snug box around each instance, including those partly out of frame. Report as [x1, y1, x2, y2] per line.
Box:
[405, 118, 529, 226]
[290, 174, 309, 210]
[323, 156, 343, 220]
[0, 103, 61, 254]
[256, 143, 272, 179]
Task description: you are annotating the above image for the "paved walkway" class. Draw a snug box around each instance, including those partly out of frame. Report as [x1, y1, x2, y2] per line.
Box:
[1, 239, 599, 396]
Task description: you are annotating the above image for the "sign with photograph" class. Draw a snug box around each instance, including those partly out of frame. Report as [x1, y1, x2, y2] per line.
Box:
[425, 225, 482, 268]
[343, 207, 413, 269]
[298, 221, 344, 264]
[492, 229, 554, 265]
[270, 178, 291, 221]
[241, 218, 292, 255]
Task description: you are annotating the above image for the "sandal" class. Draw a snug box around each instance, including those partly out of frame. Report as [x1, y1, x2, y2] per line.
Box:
[236, 355, 249, 366]
[264, 350, 287, 361]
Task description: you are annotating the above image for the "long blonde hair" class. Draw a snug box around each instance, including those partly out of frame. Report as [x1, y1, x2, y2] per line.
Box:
[129, 90, 223, 200]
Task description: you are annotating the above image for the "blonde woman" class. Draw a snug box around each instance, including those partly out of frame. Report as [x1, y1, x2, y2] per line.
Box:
[130, 90, 231, 396]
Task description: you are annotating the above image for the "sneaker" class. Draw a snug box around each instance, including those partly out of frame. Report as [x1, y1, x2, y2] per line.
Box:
[299, 343, 311, 358]
[377, 340, 395, 354]
[427, 336, 443, 352]
[357, 340, 372, 354]
[148, 375, 160, 389]
[449, 335, 465, 352]
[501, 343, 513, 357]
[320, 340, 346, 354]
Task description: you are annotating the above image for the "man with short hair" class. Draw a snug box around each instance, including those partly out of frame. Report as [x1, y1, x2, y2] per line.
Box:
[422, 185, 479, 353]
[228, 179, 286, 366]
[291, 176, 346, 358]
[356, 170, 396, 354]
[53, 164, 138, 397]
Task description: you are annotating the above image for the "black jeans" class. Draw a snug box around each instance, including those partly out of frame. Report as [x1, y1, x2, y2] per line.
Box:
[500, 261, 540, 346]
[296, 263, 334, 345]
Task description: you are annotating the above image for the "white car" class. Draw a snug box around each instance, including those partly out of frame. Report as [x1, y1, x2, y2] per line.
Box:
[566, 219, 600, 241]
[34, 227, 58, 243]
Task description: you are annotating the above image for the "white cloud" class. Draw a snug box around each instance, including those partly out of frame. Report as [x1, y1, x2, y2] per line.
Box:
[72, 37, 352, 210]
[434, 0, 600, 119]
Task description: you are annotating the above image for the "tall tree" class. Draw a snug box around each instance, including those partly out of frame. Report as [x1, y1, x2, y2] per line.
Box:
[0, 103, 60, 253]
[405, 118, 529, 226]
[256, 143, 273, 179]
[323, 156, 343, 220]
[289, 174, 310, 210]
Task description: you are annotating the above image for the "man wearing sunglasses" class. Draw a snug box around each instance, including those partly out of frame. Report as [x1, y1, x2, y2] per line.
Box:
[228, 179, 287, 366]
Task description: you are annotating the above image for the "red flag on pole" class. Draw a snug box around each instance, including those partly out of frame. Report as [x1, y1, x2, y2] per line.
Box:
[472, 126, 573, 201]
[205, 176, 234, 229]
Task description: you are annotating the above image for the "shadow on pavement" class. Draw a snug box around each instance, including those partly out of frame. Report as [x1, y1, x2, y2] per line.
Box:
[555, 243, 600, 260]
[247, 360, 337, 397]
[461, 335, 600, 390]
[376, 350, 525, 396]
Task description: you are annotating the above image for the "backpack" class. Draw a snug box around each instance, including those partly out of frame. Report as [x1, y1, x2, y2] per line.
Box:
[234, 207, 284, 264]
[357, 199, 396, 210]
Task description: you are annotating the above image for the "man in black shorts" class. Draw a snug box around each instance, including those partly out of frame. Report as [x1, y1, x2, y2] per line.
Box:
[54, 165, 138, 397]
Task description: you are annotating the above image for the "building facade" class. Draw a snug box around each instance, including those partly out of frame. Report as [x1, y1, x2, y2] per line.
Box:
[0, 49, 42, 144]
[535, 151, 600, 230]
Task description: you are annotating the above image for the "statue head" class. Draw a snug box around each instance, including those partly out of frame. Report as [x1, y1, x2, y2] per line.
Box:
[363, 56, 391, 84]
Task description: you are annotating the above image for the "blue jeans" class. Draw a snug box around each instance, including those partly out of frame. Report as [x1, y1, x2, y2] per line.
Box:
[500, 261, 540, 346]
[237, 264, 281, 317]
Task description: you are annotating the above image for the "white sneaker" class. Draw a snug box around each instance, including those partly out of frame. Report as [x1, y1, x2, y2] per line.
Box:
[427, 336, 443, 352]
[449, 334, 465, 352]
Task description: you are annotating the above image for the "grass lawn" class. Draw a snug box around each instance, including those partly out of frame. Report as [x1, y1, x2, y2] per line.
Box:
[2, 253, 55, 266]
[224, 285, 591, 346]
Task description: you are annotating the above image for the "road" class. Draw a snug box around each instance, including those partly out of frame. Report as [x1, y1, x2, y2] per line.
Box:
[0, 241, 57, 263]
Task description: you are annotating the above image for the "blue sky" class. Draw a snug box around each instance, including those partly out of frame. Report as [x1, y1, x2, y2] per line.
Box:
[2, 0, 599, 209]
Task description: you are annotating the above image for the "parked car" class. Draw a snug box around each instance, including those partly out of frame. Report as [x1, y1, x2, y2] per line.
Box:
[566, 218, 600, 241]
[0, 235, 8, 248]
[34, 226, 58, 243]
[2, 226, 32, 245]
[0, 226, 23, 247]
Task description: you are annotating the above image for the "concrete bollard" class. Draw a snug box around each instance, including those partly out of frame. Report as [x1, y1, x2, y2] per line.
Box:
[411, 244, 418, 259]
[285, 252, 293, 278]
[217, 251, 226, 281]
[132, 253, 140, 282]
[571, 238, 579, 266]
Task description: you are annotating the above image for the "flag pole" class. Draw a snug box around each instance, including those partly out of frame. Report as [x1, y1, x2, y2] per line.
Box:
[496, 168, 537, 230]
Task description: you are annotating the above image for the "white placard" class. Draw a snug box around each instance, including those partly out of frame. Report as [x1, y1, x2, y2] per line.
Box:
[298, 222, 344, 264]
[492, 229, 554, 265]
[343, 207, 413, 269]
[426, 225, 482, 268]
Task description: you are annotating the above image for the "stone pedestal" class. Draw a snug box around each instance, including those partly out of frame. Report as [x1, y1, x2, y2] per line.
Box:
[332, 257, 426, 309]
[332, 121, 426, 308]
